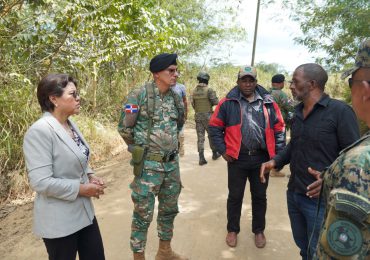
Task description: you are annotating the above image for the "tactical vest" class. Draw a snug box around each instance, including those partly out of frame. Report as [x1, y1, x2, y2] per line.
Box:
[145, 82, 185, 129]
[193, 85, 212, 113]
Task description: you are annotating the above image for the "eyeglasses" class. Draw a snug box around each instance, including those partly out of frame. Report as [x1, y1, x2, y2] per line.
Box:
[165, 68, 179, 75]
[348, 78, 370, 88]
[70, 91, 80, 99]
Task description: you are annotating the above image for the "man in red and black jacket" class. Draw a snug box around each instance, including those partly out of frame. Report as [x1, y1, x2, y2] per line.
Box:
[209, 65, 285, 249]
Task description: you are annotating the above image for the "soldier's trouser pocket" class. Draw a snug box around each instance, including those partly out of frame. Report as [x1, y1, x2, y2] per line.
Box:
[130, 145, 146, 177]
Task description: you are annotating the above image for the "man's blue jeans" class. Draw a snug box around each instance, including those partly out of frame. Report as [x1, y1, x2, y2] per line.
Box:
[287, 190, 325, 260]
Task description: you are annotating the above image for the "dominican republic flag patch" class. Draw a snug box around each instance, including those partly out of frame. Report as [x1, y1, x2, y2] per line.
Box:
[125, 104, 139, 114]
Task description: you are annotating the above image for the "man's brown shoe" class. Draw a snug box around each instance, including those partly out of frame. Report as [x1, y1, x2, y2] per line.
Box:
[226, 232, 237, 247]
[255, 232, 266, 248]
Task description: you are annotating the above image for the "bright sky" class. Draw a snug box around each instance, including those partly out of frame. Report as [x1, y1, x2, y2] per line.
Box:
[211, 0, 317, 73]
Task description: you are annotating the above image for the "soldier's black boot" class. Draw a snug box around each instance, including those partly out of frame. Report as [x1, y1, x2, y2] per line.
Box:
[212, 151, 221, 160]
[199, 151, 207, 166]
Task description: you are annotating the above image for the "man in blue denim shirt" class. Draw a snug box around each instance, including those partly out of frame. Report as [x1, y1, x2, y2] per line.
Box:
[260, 63, 360, 260]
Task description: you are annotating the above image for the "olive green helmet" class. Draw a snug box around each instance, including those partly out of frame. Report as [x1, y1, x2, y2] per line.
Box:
[197, 71, 210, 81]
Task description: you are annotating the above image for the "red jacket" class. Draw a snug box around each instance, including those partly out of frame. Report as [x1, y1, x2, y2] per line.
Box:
[209, 85, 285, 159]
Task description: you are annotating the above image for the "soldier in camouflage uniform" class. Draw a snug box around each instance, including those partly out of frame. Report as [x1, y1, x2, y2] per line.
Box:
[270, 74, 295, 177]
[313, 39, 370, 260]
[191, 71, 221, 165]
[270, 74, 295, 130]
[118, 53, 188, 260]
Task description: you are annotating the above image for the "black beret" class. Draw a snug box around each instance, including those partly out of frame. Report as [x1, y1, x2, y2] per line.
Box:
[149, 53, 178, 73]
[271, 74, 285, 83]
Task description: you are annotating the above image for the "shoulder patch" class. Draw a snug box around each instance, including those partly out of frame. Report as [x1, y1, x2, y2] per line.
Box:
[125, 104, 139, 114]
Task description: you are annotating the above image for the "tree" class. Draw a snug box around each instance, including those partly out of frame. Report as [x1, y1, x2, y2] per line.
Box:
[275, 0, 370, 71]
[0, 0, 245, 198]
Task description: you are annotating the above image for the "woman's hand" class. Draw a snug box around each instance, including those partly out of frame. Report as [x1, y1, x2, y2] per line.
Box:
[88, 174, 105, 186]
[79, 183, 105, 199]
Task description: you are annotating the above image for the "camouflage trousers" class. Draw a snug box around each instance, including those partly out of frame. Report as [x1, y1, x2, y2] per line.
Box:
[195, 112, 215, 152]
[129, 158, 182, 253]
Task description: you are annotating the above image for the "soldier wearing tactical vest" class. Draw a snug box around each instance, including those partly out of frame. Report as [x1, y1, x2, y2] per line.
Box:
[118, 53, 188, 260]
[312, 38, 370, 260]
[191, 71, 221, 165]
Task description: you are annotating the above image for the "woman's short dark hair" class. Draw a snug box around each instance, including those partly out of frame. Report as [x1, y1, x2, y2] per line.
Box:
[37, 74, 77, 112]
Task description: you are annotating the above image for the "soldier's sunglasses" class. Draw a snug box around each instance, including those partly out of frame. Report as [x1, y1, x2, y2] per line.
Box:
[165, 68, 179, 75]
[348, 78, 370, 88]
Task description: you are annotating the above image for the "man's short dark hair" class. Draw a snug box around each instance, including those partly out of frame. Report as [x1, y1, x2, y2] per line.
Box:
[296, 63, 328, 90]
[37, 74, 77, 112]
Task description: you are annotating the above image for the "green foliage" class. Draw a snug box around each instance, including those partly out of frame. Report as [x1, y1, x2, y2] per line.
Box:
[0, 0, 244, 201]
[0, 74, 39, 198]
[277, 0, 370, 70]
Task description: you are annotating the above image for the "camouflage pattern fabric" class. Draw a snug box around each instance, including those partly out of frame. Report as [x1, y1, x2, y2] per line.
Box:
[191, 83, 219, 152]
[130, 160, 181, 252]
[118, 81, 184, 253]
[314, 133, 370, 259]
[270, 88, 295, 130]
[195, 112, 216, 152]
[341, 38, 370, 79]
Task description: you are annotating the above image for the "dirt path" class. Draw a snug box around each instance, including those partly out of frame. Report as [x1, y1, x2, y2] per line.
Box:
[0, 127, 299, 260]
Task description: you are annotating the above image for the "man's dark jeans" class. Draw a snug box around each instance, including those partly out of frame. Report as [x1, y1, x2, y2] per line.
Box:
[227, 152, 270, 234]
[287, 190, 325, 260]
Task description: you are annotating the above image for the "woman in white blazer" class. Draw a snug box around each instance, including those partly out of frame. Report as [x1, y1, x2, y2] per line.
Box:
[23, 74, 105, 260]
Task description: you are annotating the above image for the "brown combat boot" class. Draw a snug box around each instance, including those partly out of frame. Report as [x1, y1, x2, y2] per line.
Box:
[155, 240, 188, 260]
[133, 252, 145, 260]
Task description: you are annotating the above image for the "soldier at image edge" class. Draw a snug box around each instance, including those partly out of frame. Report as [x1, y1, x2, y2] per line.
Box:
[313, 38, 370, 260]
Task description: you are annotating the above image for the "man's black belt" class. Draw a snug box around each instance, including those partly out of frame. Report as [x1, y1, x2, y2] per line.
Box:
[243, 150, 266, 156]
[146, 150, 178, 162]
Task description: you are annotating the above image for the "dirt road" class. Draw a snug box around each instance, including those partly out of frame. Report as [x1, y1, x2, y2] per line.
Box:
[0, 127, 299, 259]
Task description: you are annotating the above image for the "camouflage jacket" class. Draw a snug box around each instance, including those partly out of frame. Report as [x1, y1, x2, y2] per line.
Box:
[315, 133, 370, 259]
[118, 81, 184, 154]
[270, 88, 295, 127]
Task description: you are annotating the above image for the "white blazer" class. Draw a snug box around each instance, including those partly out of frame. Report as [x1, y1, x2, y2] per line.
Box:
[23, 112, 95, 238]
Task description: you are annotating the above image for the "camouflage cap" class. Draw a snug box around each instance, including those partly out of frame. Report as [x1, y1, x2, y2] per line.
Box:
[341, 38, 370, 79]
[197, 71, 210, 81]
[238, 65, 257, 79]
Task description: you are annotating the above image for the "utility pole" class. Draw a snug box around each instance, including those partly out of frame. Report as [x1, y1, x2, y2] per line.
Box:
[251, 0, 261, 66]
